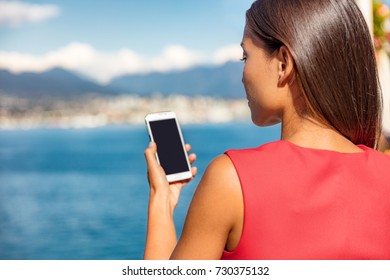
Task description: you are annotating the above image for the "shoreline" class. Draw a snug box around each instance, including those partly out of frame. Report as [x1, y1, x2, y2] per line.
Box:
[0, 94, 250, 130]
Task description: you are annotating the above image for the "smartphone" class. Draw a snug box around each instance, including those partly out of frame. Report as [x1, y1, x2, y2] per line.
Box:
[145, 111, 192, 182]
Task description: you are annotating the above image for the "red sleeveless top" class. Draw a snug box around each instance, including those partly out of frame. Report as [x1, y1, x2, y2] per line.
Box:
[222, 140, 390, 260]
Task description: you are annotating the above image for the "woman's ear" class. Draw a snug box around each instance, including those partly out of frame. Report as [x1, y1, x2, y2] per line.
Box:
[276, 46, 296, 87]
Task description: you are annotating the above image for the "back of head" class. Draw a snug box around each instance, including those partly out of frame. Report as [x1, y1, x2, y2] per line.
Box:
[246, 0, 382, 148]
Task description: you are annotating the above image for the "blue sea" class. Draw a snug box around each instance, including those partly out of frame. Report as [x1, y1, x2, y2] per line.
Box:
[0, 122, 280, 260]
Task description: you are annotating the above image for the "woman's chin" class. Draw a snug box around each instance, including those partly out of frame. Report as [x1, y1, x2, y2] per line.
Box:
[251, 114, 282, 127]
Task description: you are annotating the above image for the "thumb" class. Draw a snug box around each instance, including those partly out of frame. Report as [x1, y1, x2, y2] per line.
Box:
[144, 141, 159, 169]
[144, 141, 168, 182]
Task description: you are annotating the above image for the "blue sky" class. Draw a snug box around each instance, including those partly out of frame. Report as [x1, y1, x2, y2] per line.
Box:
[0, 0, 252, 54]
[0, 0, 252, 83]
[0, 0, 388, 84]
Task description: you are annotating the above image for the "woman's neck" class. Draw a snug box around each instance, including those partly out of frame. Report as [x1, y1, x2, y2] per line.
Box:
[280, 112, 364, 153]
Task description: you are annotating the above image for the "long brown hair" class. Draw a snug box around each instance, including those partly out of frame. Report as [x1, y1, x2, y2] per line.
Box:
[246, 0, 382, 148]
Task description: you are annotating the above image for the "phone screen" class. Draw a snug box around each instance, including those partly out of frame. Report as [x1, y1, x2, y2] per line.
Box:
[149, 118, 189, 175]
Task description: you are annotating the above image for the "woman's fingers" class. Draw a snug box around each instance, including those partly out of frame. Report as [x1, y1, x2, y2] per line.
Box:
[185, 144, 197, 166]
[145, 142, 197, 189]
[188, 153, 196, 165]
[191, 166, 197, 178]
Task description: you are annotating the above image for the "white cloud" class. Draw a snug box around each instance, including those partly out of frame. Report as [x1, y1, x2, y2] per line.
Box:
[0, 43, 145, 84]
[149, 45, 206, 72]
[212, 44, 242, 64]
[0, 1, 60, 26]
[0, 43, 241, 84]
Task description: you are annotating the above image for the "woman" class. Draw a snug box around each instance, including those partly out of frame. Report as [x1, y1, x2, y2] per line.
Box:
[144, 0, 390, 259]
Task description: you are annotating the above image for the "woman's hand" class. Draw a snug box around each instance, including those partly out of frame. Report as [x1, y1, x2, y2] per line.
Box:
[143, 141, 197, 259]
[144, 141, 197, 210]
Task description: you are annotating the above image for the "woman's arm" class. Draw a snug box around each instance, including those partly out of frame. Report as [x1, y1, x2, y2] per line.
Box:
[144, 142, 243, 259]
[170, 154, 243, 259]
[143, 142, 197, 259]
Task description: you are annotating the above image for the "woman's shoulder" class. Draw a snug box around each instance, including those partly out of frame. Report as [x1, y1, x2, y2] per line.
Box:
[223, 140, 390, 173]
[171, 154, 243, 259]
[197, 154, 243, 210]
[226, 140, 390, 158]
[203, 154, 238, 185]
[225, 140, 289, 160]
[359, 145, 390, 170]
[226, 140, 280, 153]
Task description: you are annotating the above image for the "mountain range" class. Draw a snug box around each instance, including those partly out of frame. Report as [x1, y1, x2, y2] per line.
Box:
[0, 61, 246, 100]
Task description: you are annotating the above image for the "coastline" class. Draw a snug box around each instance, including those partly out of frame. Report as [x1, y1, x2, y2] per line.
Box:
[0, 94, 250, 130]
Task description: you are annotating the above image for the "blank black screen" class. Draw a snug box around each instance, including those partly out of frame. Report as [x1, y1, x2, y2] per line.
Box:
[149, 119, 189, 175]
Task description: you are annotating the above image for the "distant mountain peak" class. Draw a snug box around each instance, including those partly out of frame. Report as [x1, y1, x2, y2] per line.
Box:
[109, 61, 245, 98]
[0, 61, 245, 99]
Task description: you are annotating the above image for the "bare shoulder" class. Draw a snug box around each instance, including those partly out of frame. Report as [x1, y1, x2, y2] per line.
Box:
[170, 154, 243, 259]
[200, 154, 240, 189]
[188, 153, 242, 223]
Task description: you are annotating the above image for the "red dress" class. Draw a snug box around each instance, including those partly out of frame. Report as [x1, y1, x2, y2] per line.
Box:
[222, 140, 390, 260]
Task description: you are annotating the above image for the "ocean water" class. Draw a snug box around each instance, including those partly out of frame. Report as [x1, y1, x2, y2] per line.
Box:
[0, 122, 280, 260]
